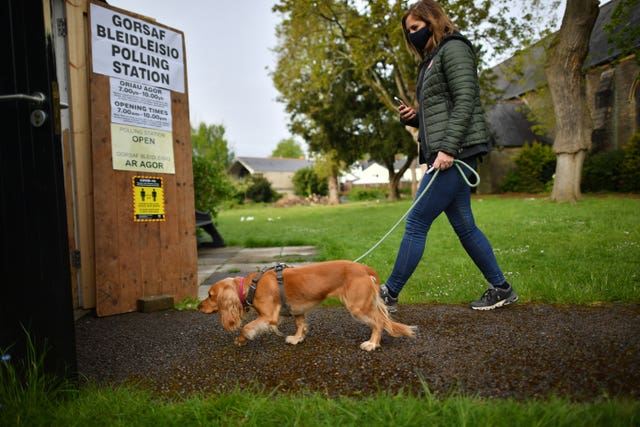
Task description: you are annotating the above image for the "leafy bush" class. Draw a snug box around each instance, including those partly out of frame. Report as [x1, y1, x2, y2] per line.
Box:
[347, 186, 386, 201]
[245, 175, 279, 203]
[398, 186, 413, 198]
[501, 142, 556, 193]
[621, 132, 640, 192]
[292, 167, 328, 197]
[581, 133, 640, 194]
[192, 155, 235, 217]
[582, 149, 625, 193]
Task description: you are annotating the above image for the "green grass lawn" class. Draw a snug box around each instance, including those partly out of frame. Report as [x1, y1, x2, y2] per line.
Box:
[3, 196, 639, 426]
[216, 196, 640, 305]
[6, 384, 638, 427]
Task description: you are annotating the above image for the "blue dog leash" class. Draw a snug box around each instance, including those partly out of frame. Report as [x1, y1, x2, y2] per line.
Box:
[353, 160, 480, 263]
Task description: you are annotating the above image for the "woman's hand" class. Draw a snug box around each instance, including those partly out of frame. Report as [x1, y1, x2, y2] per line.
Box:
[433, 151, 455, 171]
[398, 104, 416, 122]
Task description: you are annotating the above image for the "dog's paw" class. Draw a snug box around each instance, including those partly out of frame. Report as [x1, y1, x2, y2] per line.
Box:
[270, 325, 284, 337]
[285, 335, 304, 345]
[360, 341, 380, 351]
[234, 336, 247, 346]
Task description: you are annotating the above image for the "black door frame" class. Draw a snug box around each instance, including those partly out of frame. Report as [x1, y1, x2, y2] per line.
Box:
[0, 0, 77, 378]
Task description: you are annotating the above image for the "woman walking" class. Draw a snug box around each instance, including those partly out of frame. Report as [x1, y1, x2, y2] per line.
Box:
[380, 0, 518, 312]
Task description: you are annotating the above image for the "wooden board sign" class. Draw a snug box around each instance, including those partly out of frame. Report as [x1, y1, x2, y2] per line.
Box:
[89, 1, 197, 316]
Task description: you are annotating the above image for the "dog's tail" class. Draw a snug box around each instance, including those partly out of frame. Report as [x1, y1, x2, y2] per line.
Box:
[380, 306, 417, 338]
[367, 273, 416, 338]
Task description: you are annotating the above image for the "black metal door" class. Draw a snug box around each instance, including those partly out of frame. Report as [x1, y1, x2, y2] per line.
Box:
[0, 0, 76, 377]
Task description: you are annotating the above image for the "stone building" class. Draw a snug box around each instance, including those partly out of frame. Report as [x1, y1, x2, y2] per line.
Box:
[479, 0, 639, 193]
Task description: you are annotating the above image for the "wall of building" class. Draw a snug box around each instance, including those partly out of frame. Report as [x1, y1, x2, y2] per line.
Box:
[265, 171, 296, 193]
[586, 56, 639, 152]
[477, 147, 522, 194]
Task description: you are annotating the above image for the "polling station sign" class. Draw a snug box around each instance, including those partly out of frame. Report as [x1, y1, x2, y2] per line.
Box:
[90, 3, 185, 93]
[111, 124, 175, 174]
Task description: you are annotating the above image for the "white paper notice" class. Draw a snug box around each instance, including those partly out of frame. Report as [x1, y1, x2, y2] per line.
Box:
[110, 78, 172, 132]
[90, 3, 185, 93]
[111, 124, 175, 174]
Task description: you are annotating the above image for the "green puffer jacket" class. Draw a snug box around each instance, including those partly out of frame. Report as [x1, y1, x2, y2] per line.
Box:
[416, 34, 490, 163]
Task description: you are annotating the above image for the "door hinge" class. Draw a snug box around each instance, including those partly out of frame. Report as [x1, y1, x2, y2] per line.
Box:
[57, 18, 67, 37]
[72, 249, 81, 268]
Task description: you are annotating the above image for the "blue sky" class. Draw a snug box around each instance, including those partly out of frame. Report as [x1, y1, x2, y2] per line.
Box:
[107, 0, 291, 158]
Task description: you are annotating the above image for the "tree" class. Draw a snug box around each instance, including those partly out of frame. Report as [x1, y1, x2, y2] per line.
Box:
[292, 167, 328, 196]
[192, 156, 234, 216]
[272, 0, 416, 202]
[272, 1, 378, 203]
[191, 122, 234, 167]
[191, 122, 235, 216]
[271, 138, 305, 158]
[544, 0, 600, 202]
[604, 0, 640, 66]
[365, 103, 416, 200]
[273, 0, 561, 201]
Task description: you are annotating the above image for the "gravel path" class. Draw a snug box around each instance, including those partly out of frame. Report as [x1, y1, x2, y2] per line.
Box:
[76, 302, 640, 401]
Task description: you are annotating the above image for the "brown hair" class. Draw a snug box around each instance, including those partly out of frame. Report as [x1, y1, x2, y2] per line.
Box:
[402, 0, 458, 59]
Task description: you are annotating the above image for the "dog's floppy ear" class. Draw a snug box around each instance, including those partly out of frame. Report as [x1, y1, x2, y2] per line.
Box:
[218, 278, 244, 331]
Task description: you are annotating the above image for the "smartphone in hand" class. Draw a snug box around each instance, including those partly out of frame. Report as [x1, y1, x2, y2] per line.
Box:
[393, 96, 406, 107]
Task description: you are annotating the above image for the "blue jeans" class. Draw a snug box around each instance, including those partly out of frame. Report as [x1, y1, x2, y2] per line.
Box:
[385, 159, 506, 295]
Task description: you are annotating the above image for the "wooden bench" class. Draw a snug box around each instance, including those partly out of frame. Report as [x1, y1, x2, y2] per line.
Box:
[195, 209, 225, 247]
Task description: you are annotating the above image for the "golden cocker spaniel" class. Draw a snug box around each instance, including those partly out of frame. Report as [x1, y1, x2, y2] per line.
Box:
[198, 260, 416, 351]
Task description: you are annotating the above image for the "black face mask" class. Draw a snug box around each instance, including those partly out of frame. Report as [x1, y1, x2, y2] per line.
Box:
[408, 26, 432, 52]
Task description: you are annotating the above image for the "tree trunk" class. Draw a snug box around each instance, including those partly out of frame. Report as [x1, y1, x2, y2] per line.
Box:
[386, 157, 412, 201]
[328, 173, 340, 205]
[410, 158, 419, 198]
[554, 151, 586, 199]
[544, 0, 600, 203]
[388, 173, 400, 200]
[406, 126, 420, 198]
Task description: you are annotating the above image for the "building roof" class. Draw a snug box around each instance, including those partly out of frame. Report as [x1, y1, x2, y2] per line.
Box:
[486, 102, 552, 147]
[488, 0, 639, 101]
[351, 158, 414, 172]
[352, 162, 389, 185]
[488, 42, 548, 101]
[586, 0, 640, 68]
[229, 156, 314, 175]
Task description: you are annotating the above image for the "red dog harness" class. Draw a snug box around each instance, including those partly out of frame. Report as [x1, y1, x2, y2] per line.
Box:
[238, 276, 247, 306]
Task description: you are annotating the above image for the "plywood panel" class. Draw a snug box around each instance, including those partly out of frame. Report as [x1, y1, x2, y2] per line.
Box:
[168, 90, 198, 301]
[66, 0, 96, 308]
[61, 128, 78, 307]
[91, 79, 197, 315]
[89, 1, 197, 316]
[91, 74, 120, 315]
